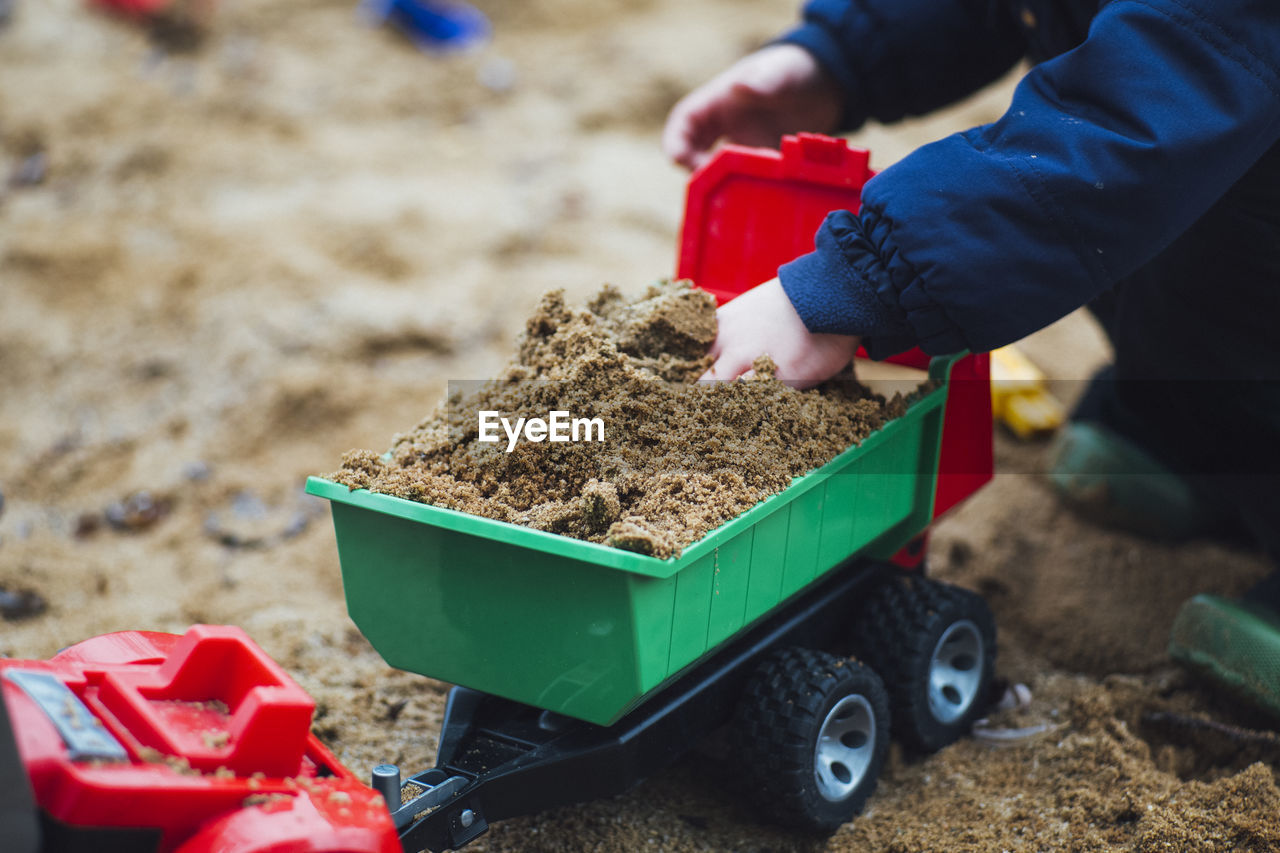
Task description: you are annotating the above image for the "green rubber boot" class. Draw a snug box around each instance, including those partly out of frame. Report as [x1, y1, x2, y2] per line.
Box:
[1169, 594, 1280, 720]
[1046, 421, 1225, 540]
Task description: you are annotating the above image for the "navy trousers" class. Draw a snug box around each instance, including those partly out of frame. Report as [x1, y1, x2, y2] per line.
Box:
[1078, 140, 1280, 560]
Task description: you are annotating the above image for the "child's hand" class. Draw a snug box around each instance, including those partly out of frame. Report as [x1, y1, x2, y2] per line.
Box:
[701, 278, 860, 389]
[663, 44, 842, 171]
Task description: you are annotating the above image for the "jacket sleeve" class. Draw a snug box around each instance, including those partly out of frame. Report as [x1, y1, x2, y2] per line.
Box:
[779, 0, 1280, 359]
[777, 0, 1027, 131]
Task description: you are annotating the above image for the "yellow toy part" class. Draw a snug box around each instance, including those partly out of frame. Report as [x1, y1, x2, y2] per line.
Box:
[989, 345, 1066, 439]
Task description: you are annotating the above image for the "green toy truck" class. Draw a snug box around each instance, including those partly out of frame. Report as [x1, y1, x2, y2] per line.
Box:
[307, 135, 999, 851]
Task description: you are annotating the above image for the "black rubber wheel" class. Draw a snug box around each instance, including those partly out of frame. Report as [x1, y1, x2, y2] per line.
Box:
[851, 573, 996, 753]
[733, 647, 890, 834]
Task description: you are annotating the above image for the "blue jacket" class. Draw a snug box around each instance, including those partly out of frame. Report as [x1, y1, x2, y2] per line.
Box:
[777, 0, 1280, 358]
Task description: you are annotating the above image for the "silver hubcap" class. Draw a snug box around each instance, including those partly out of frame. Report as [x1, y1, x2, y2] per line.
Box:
[813, 694, 876, 802]
[928, 619, 983, 724]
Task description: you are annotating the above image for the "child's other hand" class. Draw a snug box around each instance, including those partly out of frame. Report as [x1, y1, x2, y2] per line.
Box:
[700, 278, 860, 389]
[663, 44, 842, 171]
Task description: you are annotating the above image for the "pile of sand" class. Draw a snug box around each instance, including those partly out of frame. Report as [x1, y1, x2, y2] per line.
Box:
[329, 281, 910, 558]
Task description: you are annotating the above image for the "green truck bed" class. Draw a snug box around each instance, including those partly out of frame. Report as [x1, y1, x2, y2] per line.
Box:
[305, 355, 956, 726]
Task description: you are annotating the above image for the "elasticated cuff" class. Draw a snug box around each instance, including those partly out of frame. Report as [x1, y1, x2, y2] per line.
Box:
[778, 228, 895, 336]
[779, 208, 970, 358]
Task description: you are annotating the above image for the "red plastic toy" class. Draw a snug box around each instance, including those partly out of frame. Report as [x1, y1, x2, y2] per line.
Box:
[90, 0, 173, 17]
[2, 625, 399, 853]
[676, 133, 994, 526]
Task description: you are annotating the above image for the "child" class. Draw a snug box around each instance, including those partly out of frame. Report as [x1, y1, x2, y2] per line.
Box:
[664, 0, 1280, 564]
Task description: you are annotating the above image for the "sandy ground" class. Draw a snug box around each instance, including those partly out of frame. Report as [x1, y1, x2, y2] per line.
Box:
[2, 0, 1279, 850]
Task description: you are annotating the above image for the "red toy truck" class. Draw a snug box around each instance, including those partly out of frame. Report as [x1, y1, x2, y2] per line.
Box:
[1, 624, 399, 853]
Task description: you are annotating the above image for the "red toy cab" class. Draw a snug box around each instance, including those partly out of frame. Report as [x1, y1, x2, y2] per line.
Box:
[1, 625, 399, 853]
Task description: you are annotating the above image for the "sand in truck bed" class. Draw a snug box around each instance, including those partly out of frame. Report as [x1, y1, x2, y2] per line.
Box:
[330, 281, 916, 559]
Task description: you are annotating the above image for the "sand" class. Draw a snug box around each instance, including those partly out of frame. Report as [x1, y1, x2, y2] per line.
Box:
[329, 281, 909, 558]
[2, 0, 1279, 849]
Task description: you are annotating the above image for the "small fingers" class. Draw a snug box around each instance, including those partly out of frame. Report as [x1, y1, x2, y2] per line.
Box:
[661, 106, 698, 169]
[663, 81, 734, 170]
[662, 91, 706, 167]
[701, 351, 756, 382]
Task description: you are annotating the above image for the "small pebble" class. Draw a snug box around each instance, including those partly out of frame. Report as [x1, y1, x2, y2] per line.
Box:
[477, 56, 516, 93]
[994, 682, 1033, 711]
[183, 461, 211, 481]
[232, 490, 269, 520]
[948, 539, 974, 567]
[205, 489, 319, 548]
[74, 513, 102, 539]
[0, 587, 47, 621]
[148, 10, 206, 55]
[105, 491, 172, 532]
[281, 512, 311, 540]
[9, 151, 46, 188]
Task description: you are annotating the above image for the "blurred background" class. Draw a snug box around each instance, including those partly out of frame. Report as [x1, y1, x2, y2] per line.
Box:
[1, 2, 1274, 850]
